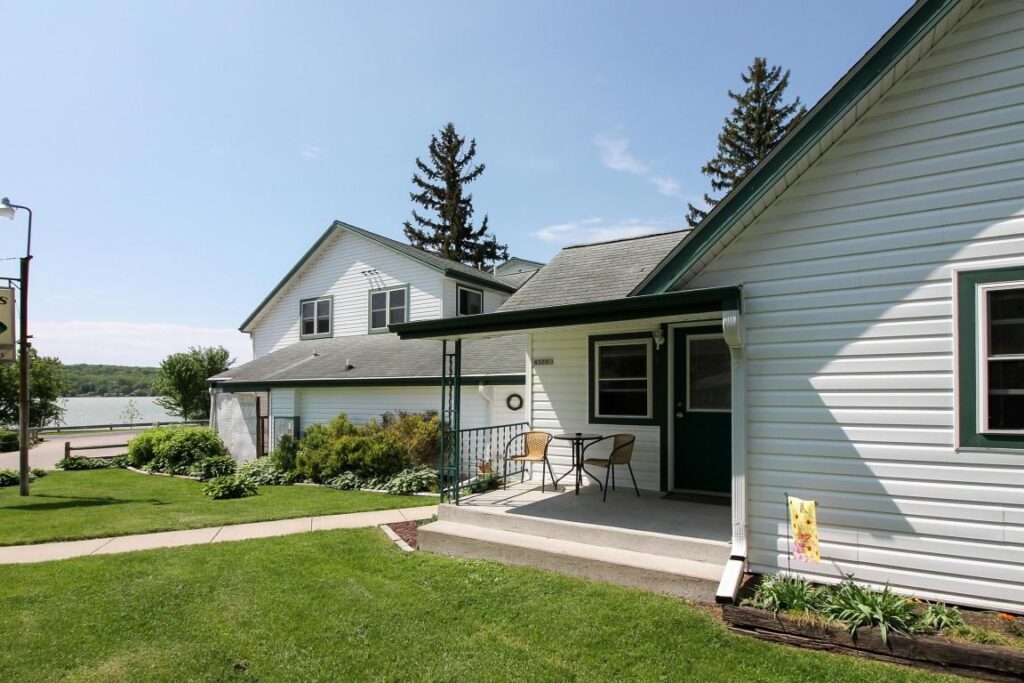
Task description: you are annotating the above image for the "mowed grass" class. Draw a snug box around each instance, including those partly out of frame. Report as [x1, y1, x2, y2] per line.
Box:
[0, 529, 958, 683]
[0, 469, 435, 546]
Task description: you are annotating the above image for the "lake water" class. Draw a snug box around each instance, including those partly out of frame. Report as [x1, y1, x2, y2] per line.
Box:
[57, 396, 178, 427]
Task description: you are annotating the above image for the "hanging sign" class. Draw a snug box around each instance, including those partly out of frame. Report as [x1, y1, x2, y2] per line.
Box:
[0, 288, 14, 364]
[787, 495, 820, 564]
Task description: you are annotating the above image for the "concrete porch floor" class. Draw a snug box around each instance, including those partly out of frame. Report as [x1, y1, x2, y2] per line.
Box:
[458, 480, 731, 545]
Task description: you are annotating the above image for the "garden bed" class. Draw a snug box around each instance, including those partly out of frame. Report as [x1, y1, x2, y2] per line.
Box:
[723, 604, 1024, 682]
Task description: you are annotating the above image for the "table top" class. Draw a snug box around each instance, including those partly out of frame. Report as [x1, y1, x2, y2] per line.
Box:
[553, 433, 603, 441]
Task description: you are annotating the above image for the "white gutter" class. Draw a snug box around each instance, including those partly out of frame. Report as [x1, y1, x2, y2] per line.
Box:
[717, 304, 747, 603]
[477, 382, 493, 424]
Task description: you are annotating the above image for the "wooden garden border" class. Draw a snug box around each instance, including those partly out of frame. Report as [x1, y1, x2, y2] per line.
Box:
[722, 605, 1024, 682]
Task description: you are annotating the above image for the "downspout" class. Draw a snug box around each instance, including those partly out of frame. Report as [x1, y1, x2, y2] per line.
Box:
[477, 382, 493, 425]
[717, 303, 747, 603]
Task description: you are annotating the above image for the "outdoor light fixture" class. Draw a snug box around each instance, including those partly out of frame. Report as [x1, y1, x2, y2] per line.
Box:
[652, 328, 665, 350]
[0, 196, 33, 496]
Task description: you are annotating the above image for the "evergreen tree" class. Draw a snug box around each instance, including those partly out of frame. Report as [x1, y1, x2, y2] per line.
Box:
[403, 122, 508, 269]
[687, 58, 807, 227]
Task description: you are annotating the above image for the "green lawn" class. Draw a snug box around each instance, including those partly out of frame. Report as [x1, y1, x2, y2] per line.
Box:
[0, 469, 435, 546]
[0, 529, 958, 683]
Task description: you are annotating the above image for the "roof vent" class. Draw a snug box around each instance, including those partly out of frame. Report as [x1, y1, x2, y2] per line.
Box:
[345, 358, 355, 371]
[312, 347, 319, 357]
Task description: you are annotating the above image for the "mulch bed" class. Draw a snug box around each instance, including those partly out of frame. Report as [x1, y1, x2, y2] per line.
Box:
[386, 522, 419, 550]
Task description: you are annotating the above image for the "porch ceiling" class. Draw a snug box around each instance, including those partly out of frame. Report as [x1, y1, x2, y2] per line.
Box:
[391, 285, 741, 341]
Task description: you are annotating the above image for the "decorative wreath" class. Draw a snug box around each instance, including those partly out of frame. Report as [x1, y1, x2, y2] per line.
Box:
[506, 393, 524, 411]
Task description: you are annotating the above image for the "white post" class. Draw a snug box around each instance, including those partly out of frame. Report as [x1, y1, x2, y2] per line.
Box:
[718, 303, 747, 603]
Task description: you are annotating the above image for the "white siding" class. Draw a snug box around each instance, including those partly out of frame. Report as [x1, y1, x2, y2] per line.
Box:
[688, 0, 1024, 612]
[249, 230, 444, 357]
[212, 391, 258, 462]
[442, 278, 510, 317]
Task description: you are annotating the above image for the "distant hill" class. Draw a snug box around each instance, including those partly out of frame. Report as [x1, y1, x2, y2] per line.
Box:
[63, 364, 159, 397]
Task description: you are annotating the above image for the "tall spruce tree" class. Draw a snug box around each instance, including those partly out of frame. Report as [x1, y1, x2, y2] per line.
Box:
[403, 122, 508, 269]
[686, 58, 807, 227]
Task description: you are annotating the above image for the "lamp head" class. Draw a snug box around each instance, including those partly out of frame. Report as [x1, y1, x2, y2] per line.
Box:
[0, 198, 15, 220]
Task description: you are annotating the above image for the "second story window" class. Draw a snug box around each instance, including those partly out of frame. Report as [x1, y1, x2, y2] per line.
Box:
[457, 285, 483, 316]
[300, 297, 332, 339]
[369, 286, 407, 332]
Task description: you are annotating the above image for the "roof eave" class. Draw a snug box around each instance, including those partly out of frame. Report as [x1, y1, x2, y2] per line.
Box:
[632, 0, 962, 296]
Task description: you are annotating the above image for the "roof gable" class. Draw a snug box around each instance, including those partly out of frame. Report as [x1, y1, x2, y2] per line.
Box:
[634, 0, 968, 294]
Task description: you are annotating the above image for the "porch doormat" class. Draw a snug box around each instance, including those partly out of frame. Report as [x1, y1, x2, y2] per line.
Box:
[662, 492, 730, 506]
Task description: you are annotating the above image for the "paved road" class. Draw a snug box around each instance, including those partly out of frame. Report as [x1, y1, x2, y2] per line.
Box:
[0, 430, 146, 470]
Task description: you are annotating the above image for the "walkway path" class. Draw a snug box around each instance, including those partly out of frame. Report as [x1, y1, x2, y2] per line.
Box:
[0, 504, 438, 564]
[0, 430, 145, 471]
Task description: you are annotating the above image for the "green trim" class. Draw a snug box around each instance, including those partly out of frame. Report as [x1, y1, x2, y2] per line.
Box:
[214, 374, 525, 393]
[658, 322, 669, 491]
[392, 286, 740, 339]
[367, 284, 411, 335]
[588, 333, 658, 426]
[299, 295, 333, 340]
[446, 269, 516, 294]
[635, 0, 960, 295]
[239, 220, 513, 331]
[957, 265, 1024, 450]
[455, 283, 484, 317]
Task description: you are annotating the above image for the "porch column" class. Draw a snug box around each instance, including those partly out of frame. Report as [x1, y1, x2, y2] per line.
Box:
[718, 305, 748, 602]
[439, 339, 463, 504]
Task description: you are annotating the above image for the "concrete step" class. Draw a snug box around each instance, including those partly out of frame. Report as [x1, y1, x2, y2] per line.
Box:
[419, 520, 722, 602]
[438, 503, 731, 565]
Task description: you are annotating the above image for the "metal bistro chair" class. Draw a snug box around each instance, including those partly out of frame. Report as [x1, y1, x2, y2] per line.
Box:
[504, 431, 555, 491]
[582, 434, 639, 502]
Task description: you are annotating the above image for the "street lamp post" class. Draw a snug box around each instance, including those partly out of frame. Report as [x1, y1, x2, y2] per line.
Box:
[0, 198, 33, 496]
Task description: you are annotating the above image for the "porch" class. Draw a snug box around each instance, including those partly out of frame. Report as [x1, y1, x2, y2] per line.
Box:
[419, 481, 731, 601]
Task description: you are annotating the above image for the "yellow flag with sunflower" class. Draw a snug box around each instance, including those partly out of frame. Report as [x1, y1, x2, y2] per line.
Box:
[788, 496, 820, 564]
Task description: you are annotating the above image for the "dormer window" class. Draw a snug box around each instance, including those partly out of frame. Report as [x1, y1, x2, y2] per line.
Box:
[369, 286, 408, 332]
[457, 285, 483, 316]
[300, 297, 332, 339]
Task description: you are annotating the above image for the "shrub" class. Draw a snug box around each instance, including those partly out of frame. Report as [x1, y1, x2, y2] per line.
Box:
[189, 455, 237, 481]
[464, 471, 500, 494]
[822, 577, 916, 645]
[744, 573, 826, 614]
[325, 471, 365, 491]
[30, 467, 46, 479]
[383, 466, 437, 495]
[381, 411, 440, 466]
[151, 427, 226, 474]
[56, 455, 115, 471]
[271, 434, 299, 473]
[0, 430, 18, 452]
[202, 475, 257, 500]
[916, 602, 964, 634]
[238, 457, 287, 486]
[126, 426, 178, 468]
[0, 469, 19, 487]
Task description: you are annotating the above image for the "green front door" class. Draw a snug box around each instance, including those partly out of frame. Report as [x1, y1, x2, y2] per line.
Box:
[673, 327, 731, 493]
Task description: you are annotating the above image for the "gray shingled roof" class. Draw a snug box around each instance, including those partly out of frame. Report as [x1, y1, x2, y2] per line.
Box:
[498, 230, 688, 312]
[495, 269, 538, 289]
[210, 333, 525, 385]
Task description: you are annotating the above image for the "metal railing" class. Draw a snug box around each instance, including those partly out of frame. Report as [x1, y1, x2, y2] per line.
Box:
[37, 419, 209, 434]
[446, 422, 530, 501]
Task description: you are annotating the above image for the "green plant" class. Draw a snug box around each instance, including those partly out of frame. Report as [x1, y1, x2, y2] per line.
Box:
[271, 433, 299, 473]
[744, 573, 826, 614]
[238, 457, 287, 486]
[189, 455, 237, 480]
[56, 455, 115, 471]
[947, 623, 1010, 646]
[383, 466, 437, 495]
[30, 467, 46, 479]
[822, 577, 917, 645]
[202, 475, 257, 500]
[126, 426, 178, 468]
[325, 471, 365, 491]
[464, 471, 500, 494]
[151, 427, 226, 473]
[915, 602, 964, 634]
[296, 416, 410, 482]
[0, 430, 18, 452]
[0, 469, 19, 487]
[381, 411, 440, 466]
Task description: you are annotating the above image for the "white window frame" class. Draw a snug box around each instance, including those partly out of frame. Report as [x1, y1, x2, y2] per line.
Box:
[685, 333, 731, 413]
[300, 296, 332, 339]
[976, 279, 1024, 435]
[369, 286, 408, 332]
[456, 284, 484, 316]
[593, 338, 653, 420]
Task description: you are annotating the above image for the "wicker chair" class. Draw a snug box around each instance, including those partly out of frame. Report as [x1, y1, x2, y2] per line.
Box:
[582, 434, 638, 502]
[503, 431, 555, 491]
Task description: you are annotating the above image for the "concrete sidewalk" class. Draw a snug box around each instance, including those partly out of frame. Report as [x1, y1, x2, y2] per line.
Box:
[0, 504, 437, 564]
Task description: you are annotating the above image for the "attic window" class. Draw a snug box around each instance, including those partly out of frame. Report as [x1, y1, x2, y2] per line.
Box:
[300, 297, 332, 339]
[369, 286, 408, 332]
[457, 285, 483, 316]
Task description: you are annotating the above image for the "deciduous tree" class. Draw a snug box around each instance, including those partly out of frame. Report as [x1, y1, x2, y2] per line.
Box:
[154, 346, 232, 420]
[0, 349, 70, 428]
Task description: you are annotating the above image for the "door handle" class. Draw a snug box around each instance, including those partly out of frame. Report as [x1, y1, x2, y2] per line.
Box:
[675, 412, 684, 419]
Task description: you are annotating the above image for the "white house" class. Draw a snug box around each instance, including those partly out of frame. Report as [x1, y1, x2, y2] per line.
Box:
[209, 220, 537, 461]
[395, 0, 1024, 614]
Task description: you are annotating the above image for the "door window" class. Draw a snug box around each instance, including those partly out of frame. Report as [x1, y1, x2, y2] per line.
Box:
[687, 335, 730, 411]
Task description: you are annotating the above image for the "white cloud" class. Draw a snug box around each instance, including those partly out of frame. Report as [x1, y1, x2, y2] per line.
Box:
[594, 132, 686, 201]
[31, 321, 252, 367]
[594, 134, 649, 174]
[301, 145, 324, 159]
[531, 217, 670, 246]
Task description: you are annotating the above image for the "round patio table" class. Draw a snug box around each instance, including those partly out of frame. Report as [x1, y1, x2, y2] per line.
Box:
[552, 433, 603, 495]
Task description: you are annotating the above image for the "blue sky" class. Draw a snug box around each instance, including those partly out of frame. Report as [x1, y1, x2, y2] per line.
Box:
[0, 1, 909, 365]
